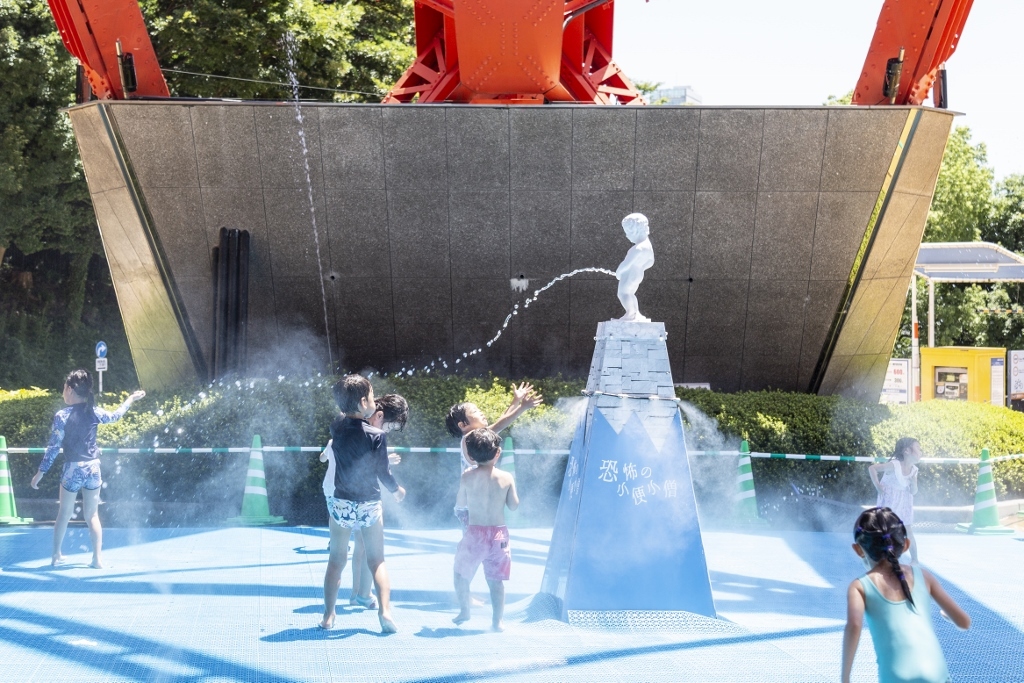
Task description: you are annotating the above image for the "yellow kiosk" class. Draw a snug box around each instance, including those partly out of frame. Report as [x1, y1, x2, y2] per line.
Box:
[920, 347, 1006, 406]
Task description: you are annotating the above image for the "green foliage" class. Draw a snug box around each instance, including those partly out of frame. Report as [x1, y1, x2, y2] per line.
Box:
[824, 90, 853, 105]
[142, 0, 413, 100]
[924, 126, 994, 243]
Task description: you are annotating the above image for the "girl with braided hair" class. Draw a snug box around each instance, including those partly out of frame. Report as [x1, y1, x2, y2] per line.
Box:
[842, 507, 970, 683]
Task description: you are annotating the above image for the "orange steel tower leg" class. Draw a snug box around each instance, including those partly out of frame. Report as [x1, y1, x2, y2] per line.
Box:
[853, 0, 973, 106]
[384, 0, 645, 104]
[47, 0, 168, 99]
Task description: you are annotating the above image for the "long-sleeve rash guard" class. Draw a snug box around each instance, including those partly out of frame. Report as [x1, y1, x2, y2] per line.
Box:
[330, 416, 399, 502]
[38, 401, 132, 473]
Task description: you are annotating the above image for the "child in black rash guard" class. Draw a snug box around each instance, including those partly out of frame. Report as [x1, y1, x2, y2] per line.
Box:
[320, 375, 405, 634]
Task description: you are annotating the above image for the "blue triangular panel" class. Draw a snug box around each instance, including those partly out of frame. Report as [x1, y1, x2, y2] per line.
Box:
[542, 405, 716, 617]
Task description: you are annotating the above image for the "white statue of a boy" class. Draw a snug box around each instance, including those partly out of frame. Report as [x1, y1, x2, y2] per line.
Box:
[615, 213, 655, 322]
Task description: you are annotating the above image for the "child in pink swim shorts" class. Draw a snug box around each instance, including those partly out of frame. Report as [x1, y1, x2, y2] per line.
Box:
[452, 428, 519, 632]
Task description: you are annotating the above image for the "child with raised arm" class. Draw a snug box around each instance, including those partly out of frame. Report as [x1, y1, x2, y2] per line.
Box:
[30, 369, 145, 568]
[869, 437, 922, 563]
[320, 376, 405, 634]
[452, 428, 519, 632]
[842, 507, 970, 683]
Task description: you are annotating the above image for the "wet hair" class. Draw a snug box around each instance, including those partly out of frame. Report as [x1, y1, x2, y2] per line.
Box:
[375, 393, 409, 431]
[854, 507, 915, 607]
[464, 428, 501, 463]
[445, 402, 471, 438]
[333, 374, 371, 414]
[892, 437, 919, 462]
[65, 369, 95, 409]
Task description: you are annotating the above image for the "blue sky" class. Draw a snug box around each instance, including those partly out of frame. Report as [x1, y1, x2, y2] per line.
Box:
[615, 0, 1023, 180]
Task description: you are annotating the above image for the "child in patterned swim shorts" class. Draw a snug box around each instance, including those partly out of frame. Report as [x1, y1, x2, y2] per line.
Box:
[320, 375, 405, 634]
[452, 428, 519, 632]
[30, 369, 145, 568]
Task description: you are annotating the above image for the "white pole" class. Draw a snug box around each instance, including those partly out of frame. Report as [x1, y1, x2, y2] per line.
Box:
[928, 278, 935, 348]
[98, 371, 103, 394]
[911, 275, 920, 402]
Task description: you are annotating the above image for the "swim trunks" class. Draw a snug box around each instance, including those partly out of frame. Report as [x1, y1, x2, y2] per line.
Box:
[326, 496, 383, 529]
[454, 524, 511, 581]
[61, 460, 101, 493]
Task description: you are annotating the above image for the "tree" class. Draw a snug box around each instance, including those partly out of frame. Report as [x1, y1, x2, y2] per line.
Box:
[824, 90, 853, 105]
[141, 0, 414, 101]
[923, 126, 993, 242]
[982, 174, 1024, 253]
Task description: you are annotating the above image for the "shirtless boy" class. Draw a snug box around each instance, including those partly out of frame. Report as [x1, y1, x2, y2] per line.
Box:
[445, 382, 543, 475]
[452, 428, 520, 632]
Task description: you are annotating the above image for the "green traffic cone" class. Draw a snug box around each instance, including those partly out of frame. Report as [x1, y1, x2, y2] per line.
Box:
[0, 436, 32, 525]
[955, 448, 1014, 536]
[735, 440, 765, 525]
[500, 436, 520, 526]
[226, 435, 286, 526]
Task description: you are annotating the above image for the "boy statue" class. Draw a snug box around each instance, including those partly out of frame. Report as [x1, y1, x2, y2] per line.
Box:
[615, 212, 655, 322]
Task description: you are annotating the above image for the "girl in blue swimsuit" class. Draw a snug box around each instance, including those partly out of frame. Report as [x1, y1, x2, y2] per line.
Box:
[30, 369, 145, 567]
[842, 507, 971, 683]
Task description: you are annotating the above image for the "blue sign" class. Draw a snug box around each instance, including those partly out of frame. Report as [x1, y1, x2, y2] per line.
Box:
[95, 341, 107, 359]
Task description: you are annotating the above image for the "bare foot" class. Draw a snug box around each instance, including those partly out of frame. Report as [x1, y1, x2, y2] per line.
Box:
[452, 611, 471, 625]
[51, 555, 65, 567]
[90, 557, 103, 569]
[319, 612, 335, 630]
[491, 621, 505, 633]
[379, 612, 398, 634]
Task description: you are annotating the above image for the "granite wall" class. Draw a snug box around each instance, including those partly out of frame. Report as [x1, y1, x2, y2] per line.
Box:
[68, 102, 954, 396]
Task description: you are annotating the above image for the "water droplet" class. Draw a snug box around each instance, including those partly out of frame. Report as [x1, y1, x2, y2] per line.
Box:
[406, 370, 413, 376]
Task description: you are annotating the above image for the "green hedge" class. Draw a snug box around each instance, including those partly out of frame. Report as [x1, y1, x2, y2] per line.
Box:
[3, 380, 1024, 515]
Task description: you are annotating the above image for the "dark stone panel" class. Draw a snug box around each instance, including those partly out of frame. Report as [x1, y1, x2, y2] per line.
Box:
[853, 280, 908, 356]
[190, 106, 261, 189]
[325, 190, 391, 279]
[145, 187, 210, 281]
[270, 276, 335, 365]
[633, 192, 694, 280]
[449, 191, 510, 279]
[451, 278, 513, 326]
[568, 277, 620, 332]
[511, 323, 571, 361]
[175, 277, 213, 367]
[894, 110, 954, 197]
[685, 279, 748, 357]
[832, 354, 884, 400]
[394, 324, 454, 361]
[690, 192, 756, 279]
[809, 192, 879, 281]
[571, 108, 636, 191]
[683, 356, 742, 393]
[634, 108, 699, 192]
[696, 109, 763, 192]
[112, 104, 199, 189]
[320, 107, 385, 190]
[336, 344, 398, 374]
[749, 192, 818, 280]
[382, 107, 447, 191]
[510, 283, 569, 326]
[862, 193, 928, 282]
[664, 319, 686, 382]
[68, 106, 127, 193]
[386, 190, 449, 278]
[262, 188, 329, 276]
[511, 354, 569, 379]
[817, 353, 852, 395]
[568, 326, 601, 370]
[253, 106, 324, 190]
[392, 277, 453, 325]
[758, 110, 828, 192]
[800, 280, 847, 369]
[446, 108, 509, 191]
[454, 323, 511, 357]
[741, 354, 801, 392]
[570, 191, 636, 274]
[743, 280, 808, 355]
[821, 108, 908, 192]
[636, 279, 688, 325]
[333, 276, 395, 330]
[511, 191, 572, 280]
[509, 108, 572, 191]
[832, 278, 900, 357]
